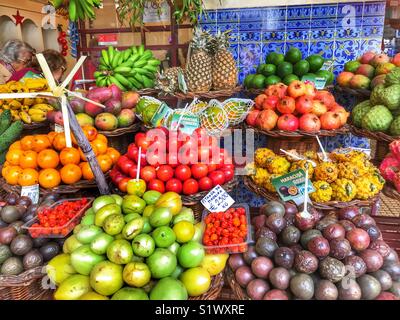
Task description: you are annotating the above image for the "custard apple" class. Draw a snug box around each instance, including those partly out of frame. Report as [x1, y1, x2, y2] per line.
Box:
[386, 67, 400, 86]
[352, 100, 371, 127]
[361, 105, 393, 132]
[381, 84, 400, 110]
[370, 84, 384, 105]
[390, 115, 400, 136]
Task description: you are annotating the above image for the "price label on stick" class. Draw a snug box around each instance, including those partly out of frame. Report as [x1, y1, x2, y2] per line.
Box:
[201, 185, 235, 213]
[55, 123, 64, 133]
[21, 184, 40, 204]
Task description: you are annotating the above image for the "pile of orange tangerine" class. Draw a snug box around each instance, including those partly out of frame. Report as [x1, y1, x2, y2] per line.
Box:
[1, 125, 120, 189]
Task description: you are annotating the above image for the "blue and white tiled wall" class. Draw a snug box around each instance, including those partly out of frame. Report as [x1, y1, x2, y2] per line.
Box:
[199, 1, 386, 83]
[199, 1, 387, 206]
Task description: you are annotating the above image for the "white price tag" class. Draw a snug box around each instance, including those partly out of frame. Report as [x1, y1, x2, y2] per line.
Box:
[55, 123, 64, 132]
[21, 184, 40, 204]
[201, 185, 235, 213]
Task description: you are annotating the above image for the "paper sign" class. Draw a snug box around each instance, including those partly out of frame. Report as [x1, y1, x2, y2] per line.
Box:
[55, 123, 64, 133]
[201, 185, 235, 213]
[143, 1, 171, 23]
[150, 103, 172, 128]
[272, 169, 315, 203]
[301, 74, 327, 89]
[170, 113, 199, 134]
[98, 34, 118, 46]
[21, 184, 40, 204]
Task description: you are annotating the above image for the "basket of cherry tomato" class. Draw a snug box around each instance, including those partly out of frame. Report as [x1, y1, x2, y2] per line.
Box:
[23, 198, 93, 238]
[202, 204, 251, 254]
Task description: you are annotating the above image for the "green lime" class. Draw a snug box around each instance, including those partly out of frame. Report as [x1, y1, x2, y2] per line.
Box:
[306, 54, 325, 73]
[285, 47, 302, 64]
[257, 64, 267, 74]
[266, 52, 284, 66]
[282, 74, 299, 85]
[252, 74, 266, 89]
[262, 64, 277, 77]
[243, 74, 255, 88]
[265, 75, 282, 86]
[277, 61, 294, 79]
[293, 60, 310, 77]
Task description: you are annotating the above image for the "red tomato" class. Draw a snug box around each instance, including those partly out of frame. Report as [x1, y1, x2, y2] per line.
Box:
[135, 132, 151, 151]
[198, 146, 211, 162]
[183, 178, 199, 195]
[146, 151, 164, 167]
[117, 156, 135, 175]
[140, 166, 157, 182]
[133, 150, 148, 167]
[113, 172, 125, 185]
[221, 168, 234, 182]
[191, 163, 209, 179]
[128, 166, 138, 179]
[198, 176, 213, 191]
[221, 164, 235, 171]
[148, 179, 165, 193]
[208, 170, 226, 186]
[165, 178, 183, 193]
[118, 178, 130, 193]
[174, 164, 192, 181]
[167, 153, 179, 167]
[157, 165, 174, 182]
[216, 149, 232, 169]
[208, 164, 218, 173]
[178, 146, 198, 165]
[126, 143, 138, 161]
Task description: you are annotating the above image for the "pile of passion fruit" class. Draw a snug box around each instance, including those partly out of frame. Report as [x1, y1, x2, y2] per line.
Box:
[229, 201, 400, 300]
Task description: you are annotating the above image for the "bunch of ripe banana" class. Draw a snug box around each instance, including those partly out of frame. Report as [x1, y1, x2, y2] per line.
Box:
[95, 45, 161, 91]
[0, 79, 54, 124]
[51, 0, 102, 22]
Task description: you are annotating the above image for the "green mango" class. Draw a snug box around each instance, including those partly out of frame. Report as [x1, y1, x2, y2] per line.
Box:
[95, 203, 122, 227]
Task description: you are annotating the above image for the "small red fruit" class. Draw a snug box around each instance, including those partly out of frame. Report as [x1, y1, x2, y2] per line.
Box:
[148, 179, 165, 193]
[277, 96, 296, 114]
[299, 113, 321, 133]
[287, 80, 306, 98]
[165, 178, 183, 193]
[277, 114, 299, 131]
[295, 95, 314, 114]
[183, 179, 199, 195]
[320, 112, 342, 130]
[156, 165, 174, 182]
[198, 176, 213, 191]
[262, 95, 279, 110]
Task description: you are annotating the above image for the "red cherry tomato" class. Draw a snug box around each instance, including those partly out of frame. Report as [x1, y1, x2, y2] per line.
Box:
[133, 150, 148, 167]
[198, 176, 213, 191]
[128, 166, 138, 179]
[126, 143, 138, 161]
[135, 132, 151, 151]
[140, 166, 157, 182]
[113, 173, 125, 185]
[118, 178, 130, 193]
[191, 163, 209, 179]
[208, 170, 226, 186]
[174, 164, 192, 181]
[148, 179, 165, 193]
[165, 178, 183, 193]
[182, 179, 199, 195]
[167, 152, 179, 168]
[60, 38, 67, 45]
[62, 44, 68, 50]
[221, 164, 235, 171]
[208, 164, 218, 173]
[221, 168, 234, 182]
[157, 165, 174, 182]
[117, 156, 135, 175]
[60, 31, 67, 37]
[198, 146, 211, 162]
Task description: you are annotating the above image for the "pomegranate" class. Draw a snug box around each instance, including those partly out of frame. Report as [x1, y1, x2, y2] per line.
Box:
[287, 80, 306, 98]
[352, 214, 376, 229]
[323, 223, 346, 240]
[299, 113, 321, 132]
[344, 255, 367, 277]
[338, 206, 360, 220]
[254, 94, 267, 108]
[246, 109, 260, 126]
[311, 100, 328, 116]
[346, 228, 370, 251]
[304, 82, 316, 97]
[277, 96, 296, 114]
[320, 112, 342, 130]
[307, 236, 330, 258]
[277, 114, 299, 131]
[369, 240, 391, 258]
[359, 249, 383, 272]
[255, 109, 278, 131]
[295, 95, 314, 114]
[329, 105, 349, 125]
[265, 83, 287, 98]
[294, 212, 315, 231]
[262, 95, 279, 110]
[330, 239, 352, 260]
[315, 90, 335, 108]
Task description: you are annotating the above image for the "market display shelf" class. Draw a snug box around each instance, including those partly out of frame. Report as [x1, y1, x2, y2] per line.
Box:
[350, 124, 399, 144]
[164, 86, 242, 100]
[378, 193, 400, 218]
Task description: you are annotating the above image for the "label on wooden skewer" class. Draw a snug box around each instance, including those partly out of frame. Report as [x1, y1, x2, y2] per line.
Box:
[21, 184, 40, 204]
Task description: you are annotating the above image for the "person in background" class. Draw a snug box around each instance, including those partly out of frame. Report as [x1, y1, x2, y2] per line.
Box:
[0, 39, 35, 84]
[9, 49, 67, 83]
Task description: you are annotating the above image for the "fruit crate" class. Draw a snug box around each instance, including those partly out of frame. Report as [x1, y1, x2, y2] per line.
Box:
[201, 203, 253, 254]
[22, 198, 93, 238]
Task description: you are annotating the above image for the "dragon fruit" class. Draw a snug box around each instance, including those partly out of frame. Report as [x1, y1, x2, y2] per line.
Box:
[393, 172, 400, 192]
[389, 140, 400, 161]
[379, 154, 400, 181]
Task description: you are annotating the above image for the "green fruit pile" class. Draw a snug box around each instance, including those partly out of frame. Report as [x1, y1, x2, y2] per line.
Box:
[352, 69, 400, 135]
[95, 45, 160, 91]
[48, 192, 218, 300]
[244, 47, 332, 89]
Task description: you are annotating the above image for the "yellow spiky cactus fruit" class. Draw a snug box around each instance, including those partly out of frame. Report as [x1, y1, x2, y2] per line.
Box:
[331, 178, 357, 201]
[313, 162, 338, 183]
[310, 181, 333, 202]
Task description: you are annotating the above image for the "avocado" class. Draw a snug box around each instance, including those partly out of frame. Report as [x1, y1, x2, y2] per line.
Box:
[10, 235, 33, 256]
[0, 244, 12, 264]
[40, 242, 60, 262]
[1, 256, 24, 275]
[23, 249, 44, 270]
[1, 206, 22, 223]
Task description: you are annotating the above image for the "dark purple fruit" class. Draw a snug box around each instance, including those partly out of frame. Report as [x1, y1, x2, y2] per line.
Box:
[307, 236, 330, 258]
[290, 273, 314, 300]
[280, 226, 301, 246]
[315, 215, 338, 231]
[251, 256, 273, 278]
[344, 255, 367, 277]
[243, 246, 259, 265]
[273, 247, 294, 269]
[338, 206, 360, 220]
[255, 237, 278, 258]
[235, 266, 255, 288]
[337, 279, 362, 300]
[260, 201, 285, 217]
[368, 240, 391, 258]
[16, 196, 32, 209]
[315, 279, 338, 300]
[352, 214, 376, 229]
[338, 220, 356, 232]
[269, 267, 290, 290]
[357, 274, 381, 300]
[246, 279, 270, 300]
[323, 223, 345, 241]
[294, 213, 315, 231]
[383, 263, 400, 282]
[228, 254, 246, 271]
[294, 250, 318, 274]
[365, 225, 381, 242]
[251, 215, 266, 230]
[263, 289, 289, 300]
[290, 244, 303, 255]
[329, 239, 351, 260]
[300, 229, 322, 248]
[265, 213, 286, 234]
[346, 228, 370, 251]
[371, 270, 393, 291]
[5, 193, 18, 205]
[383, 249, 399, 267]
[390, 282, 400, 298]
[319, 257, 345, 283]
[255, 227, 277, 242]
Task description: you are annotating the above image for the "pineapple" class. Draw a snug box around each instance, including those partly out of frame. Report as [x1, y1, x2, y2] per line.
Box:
[155, 67, 183, 93]
[310, 181, 333, 203]
[314, 162, 338, 183]
[266, 156, 291, 175]
[355, 175, 381, 200]
[290, 160, 314, 177]
[331, 178, 357, 202]
[255, 148, 275, 168]
[185, 28, 212, 93]
[208, 30, 238, 90]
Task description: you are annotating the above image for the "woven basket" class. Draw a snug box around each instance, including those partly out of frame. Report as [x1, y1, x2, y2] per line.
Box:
[21, 121, 50, 137]
[335, 85, 371, 98]
[350, 124, 398, 143]
[137, 88, 159, 96]
[382, 183, 400, 202]
[171, 86, 242, 100]
[0, 266, 53, 300]
[225, 266, 249, 300]
[243, 175, 380, 211]
[265, 136, 319, 155]
[99, 123, 141, 154]
[189, 272, 224, 300]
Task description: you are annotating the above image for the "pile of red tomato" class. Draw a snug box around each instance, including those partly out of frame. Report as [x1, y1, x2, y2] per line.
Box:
[29, 198, 90, 238]
[203, 206, 248, 254]
[110, 128, 235, 195]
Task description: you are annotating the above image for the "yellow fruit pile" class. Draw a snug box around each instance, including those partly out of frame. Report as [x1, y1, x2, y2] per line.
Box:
[0, 79, 55, 124]
[249, 148, 384, 203]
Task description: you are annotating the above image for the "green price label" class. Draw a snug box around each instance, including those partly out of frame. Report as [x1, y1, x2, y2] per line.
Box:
[271, 169, 315, 203]
[301, 74, 327, 90]
[151, 103, 172, 128]
[170, 113, 199, 134]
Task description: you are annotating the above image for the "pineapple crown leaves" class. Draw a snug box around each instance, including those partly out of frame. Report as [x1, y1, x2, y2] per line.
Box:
[190, 27, 212, 52]
[206, 29, 233, 55]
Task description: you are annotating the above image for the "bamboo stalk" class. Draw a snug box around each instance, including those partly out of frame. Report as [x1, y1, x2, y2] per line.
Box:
[65, 100, 110, 195]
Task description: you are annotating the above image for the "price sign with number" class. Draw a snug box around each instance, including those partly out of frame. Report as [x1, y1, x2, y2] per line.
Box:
[201, 185, 235, 213]
[21, 184, 40, 204]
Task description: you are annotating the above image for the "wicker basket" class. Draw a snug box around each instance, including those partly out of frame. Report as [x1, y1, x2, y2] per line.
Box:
[137, 88, 159, 96]
[382, 183, 400, 202]
[0, 266, 53, 300]
[99, 123, 141, 154]
[265, 136, 319, 155]
[243, 175, 380, 211]
[170, 86, 242, 100]
[189, 272, 224, 300]
[335, 85, 371, 98]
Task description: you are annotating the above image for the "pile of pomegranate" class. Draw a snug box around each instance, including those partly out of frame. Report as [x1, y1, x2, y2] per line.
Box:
[245, 81, 349, 133]
[229, 201, 400, 300]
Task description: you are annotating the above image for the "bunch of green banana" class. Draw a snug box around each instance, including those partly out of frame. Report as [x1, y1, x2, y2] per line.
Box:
[94, 45, 161, 91]
[51, 0, 102, 22]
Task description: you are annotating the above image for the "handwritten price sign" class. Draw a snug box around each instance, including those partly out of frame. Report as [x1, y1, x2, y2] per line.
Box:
[21, 184, 40, 204]
[201, 185, 235, 213]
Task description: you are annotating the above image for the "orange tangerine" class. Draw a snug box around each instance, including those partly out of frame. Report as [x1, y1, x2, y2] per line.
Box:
[18, 168, 39, 186]
[37, 149, 60, 169]
[6, 149, 23, 166]
[19, 151, 38, 169]
[39, 168, 61, 189]
[60, 164, 82, 185]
